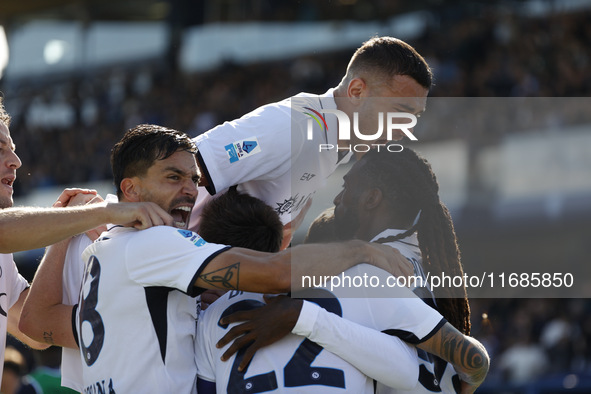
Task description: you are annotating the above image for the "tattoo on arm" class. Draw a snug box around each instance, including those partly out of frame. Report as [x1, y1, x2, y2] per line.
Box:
[438, 324, 488, 385]
[199, 262, 240, 290]
[43, 331, 55, 345]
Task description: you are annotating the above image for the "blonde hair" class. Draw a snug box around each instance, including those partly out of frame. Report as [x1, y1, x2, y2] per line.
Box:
[0, 96, 11, 127]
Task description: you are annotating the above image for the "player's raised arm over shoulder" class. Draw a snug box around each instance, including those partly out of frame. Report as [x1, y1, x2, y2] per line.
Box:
[193, 247, 291, 294]
[290, 240, 412, 288]
[194, 240, 407, 294]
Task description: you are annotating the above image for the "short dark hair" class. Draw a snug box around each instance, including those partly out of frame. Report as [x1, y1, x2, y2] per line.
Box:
[199, 187, 283, 253]
[346, 36, 432, 89]
[111, 124, 196, 199]
[304, 207, 338, 244]
[0, 96, 11, 128]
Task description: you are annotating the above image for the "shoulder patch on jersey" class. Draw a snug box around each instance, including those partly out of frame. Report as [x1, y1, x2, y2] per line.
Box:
[224, 136, 261, 163]
[176, 229, 207, 247]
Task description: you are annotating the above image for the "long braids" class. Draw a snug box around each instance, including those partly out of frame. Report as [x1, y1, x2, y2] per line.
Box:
[360, 147, 471, 335]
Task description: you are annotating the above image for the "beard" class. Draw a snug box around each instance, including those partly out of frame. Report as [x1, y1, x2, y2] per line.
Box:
[333, 208, 360, 241]
[0, 195, 13, 209]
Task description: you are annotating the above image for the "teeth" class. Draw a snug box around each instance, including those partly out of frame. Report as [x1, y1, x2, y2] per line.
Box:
[176, 206, 191, 212]
[174, 221, 186, 228]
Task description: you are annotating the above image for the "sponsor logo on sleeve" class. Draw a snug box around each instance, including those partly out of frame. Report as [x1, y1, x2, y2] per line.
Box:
[275, 193, 313, 215]
[177, 229, 206, 247]
[300, 172, 316, 181]
[224, 137, 261, 163]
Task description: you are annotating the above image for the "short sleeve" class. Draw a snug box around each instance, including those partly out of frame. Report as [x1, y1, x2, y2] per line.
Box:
[124, 226, 230, 296]
[194, 100, 297, 195]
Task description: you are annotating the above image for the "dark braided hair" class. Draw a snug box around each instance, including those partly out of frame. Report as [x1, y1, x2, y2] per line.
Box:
[358, 147, 471, 335]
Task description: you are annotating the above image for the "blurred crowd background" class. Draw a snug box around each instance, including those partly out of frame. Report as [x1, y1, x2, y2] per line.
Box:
[1, 0, 591, 392]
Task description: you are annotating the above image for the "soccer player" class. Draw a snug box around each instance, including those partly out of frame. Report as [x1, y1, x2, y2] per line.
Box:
[190, 36, 431, 248]
[19, 124, 408, 393]
[328, 147, 473, 393]
[216, 148, 489, 393]
[0, 98, 174, 389]
[195, 188, 421, 393]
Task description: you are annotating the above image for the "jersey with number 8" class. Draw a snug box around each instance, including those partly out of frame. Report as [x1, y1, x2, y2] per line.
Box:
[76, 225, 229, 393]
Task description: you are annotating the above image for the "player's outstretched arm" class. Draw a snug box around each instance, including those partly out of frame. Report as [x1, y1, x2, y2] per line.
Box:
[0, 188, 173, 253]
[194, 240, 408, 294]
[290, 240, 413, 287]
[216, 295, 420, 390]
[416, 322, 490, 393]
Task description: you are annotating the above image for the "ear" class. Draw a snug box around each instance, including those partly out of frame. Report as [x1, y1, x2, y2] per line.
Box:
[347, 77, 367, 100]
[361, 188, 383, 211]
[120, 177, 141, 202]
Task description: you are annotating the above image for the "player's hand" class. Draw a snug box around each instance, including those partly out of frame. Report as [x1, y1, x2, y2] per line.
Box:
[67, 192, 102, 207]
[53, 188, 97, 208]
[365, 242, 414, 279]
[52, 189, 104, 241]
[200, 290, 226, 311]
[216, 295, 303, 371]
[75, 194, 107, 241]
[64, 192, 107, 241]
[106, 202, 174, 229]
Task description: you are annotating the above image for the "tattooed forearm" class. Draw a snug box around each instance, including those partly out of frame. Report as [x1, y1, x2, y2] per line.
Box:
[43, 330, 55, 345]
[199, 262, 240, 290]
[437, 323, 489, 385]
[418, 322, 489, 388]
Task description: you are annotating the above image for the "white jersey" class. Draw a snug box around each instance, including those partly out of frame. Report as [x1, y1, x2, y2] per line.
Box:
[191, 89, 352, 229]
[76, 225, 229, 394]
[370, 229, 459, 394]
[61, 234, 93, 391]
[377, 356, 459, 394]
[0, 254, 29, 387]
[196, 260, 446, 393]
[196, 291, 377, 393]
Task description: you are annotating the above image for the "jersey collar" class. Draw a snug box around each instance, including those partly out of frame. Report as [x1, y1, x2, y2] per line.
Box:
[370, 228, 419, 247]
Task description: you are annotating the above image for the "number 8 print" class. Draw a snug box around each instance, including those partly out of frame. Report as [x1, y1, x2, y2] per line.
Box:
[79, 256, 106, 366]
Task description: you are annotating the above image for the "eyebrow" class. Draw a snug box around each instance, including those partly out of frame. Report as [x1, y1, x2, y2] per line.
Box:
[164, 166, 200, 181]
[164, 166, 185, 174]
[0, 138, 15, 151]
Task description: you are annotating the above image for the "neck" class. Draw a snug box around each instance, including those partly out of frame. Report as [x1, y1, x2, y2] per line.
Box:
[333, 85, 354, 151]
[356, 217, 389, 242]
